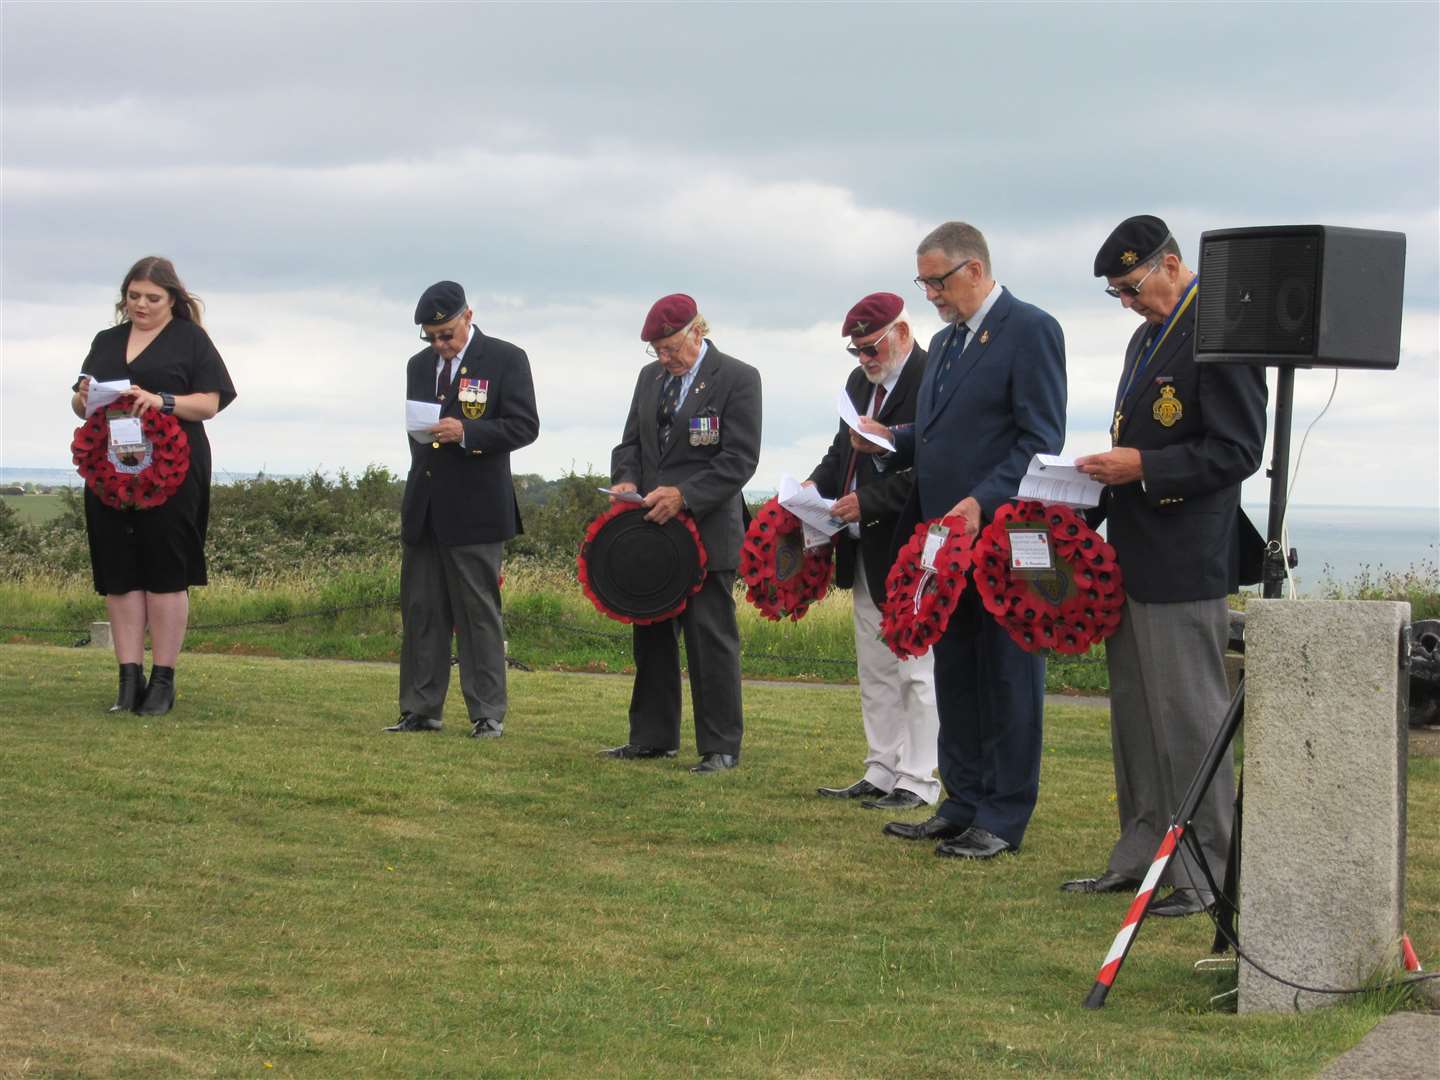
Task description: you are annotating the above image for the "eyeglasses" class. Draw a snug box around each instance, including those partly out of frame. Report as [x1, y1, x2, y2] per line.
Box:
[645, 322, 697, 360]
[1104, 261, 1160, 299]
[420, 315, 468, 344]
[847, 323, 898, 359]
[914, 258, 975, 293]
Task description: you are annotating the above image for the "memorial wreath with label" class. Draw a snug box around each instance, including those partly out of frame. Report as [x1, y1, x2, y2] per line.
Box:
[577, 503, 708, 625]
[970, 500, 1125, 654]
[738, 497, 834, 621]
[71, 395, 191, 511]
[880, 515, 974, 659]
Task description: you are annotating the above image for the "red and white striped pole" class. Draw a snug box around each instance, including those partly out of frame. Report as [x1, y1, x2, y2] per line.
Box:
[1084, 676, 1246, 1009]
[1084, 825, 1183, 1008]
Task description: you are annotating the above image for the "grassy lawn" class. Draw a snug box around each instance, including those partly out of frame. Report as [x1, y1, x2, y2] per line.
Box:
[1, 645, 1434, 1078]
[0, 493, 66, 525]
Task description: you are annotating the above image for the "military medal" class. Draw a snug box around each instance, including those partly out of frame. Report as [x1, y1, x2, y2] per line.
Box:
[689, 416, 719, 446]
[458, 377, 489, 420]
[1111, 410, 1123, 445]
[1152, 385, 1183, 427]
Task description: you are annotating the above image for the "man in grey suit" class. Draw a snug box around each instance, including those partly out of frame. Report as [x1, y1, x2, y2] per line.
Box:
[1065, 215, 1266, 915]
[604, 293, 762, 773]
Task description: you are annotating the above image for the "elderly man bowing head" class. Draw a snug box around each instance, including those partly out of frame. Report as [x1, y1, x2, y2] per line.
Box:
[604, 294, 762, 774]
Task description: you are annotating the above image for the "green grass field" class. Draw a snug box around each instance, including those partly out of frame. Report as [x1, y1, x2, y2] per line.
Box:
[1, 492, 66, 525]
[1, 644, 1434, 1077]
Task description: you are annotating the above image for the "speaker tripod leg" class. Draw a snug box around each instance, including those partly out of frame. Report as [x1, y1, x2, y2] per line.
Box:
[1084, 676, 1246, 1009]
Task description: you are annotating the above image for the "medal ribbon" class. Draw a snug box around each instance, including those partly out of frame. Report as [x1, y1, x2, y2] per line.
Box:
[1113, 274, 1199, 419]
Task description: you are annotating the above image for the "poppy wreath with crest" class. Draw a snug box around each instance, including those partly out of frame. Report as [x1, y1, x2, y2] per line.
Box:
[970, 500, 1125, 655]
[71, 395, 190, 511]
[879, 514, 974, 660]
[738, 497, 833, 621]
[576, 503, 708, 626]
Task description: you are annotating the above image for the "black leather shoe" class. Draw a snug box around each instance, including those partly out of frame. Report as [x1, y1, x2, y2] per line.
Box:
[1148, 889, 1213, 917]
[861, 789, 928, 811]
[384, 713, 443, 733]
[817, 779, 885, 800]
[1060, 870, 1142, 894]
[599, 744, 678, 759]
[134, 665, 175, 716]
[935, 826, 1016, 860]
[469, 718, 503, 739]
[690, 753, 738, 774]
[882, 814, 966, 841]
[109, 663, 146, 713]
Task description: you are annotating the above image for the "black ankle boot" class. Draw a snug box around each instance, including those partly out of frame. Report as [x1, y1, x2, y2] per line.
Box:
[109, 663, 147, 713]
[136, 665, 175, 716]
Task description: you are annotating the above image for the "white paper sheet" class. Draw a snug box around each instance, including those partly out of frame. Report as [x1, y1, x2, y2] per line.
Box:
[406, 399, 443, 442]
[836, 388, 895, 451]
[81, 377, 132, 417]
[1016, 453, 1106, 509]
[596, 486, 645, 504]
[777, 473, 846, 537]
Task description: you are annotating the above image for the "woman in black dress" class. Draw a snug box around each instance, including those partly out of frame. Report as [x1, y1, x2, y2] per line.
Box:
[70, 256, 237, 715]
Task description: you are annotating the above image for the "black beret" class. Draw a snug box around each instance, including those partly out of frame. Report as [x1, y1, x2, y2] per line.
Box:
[414, 280, 467, 325]
[1094, 215, 1171, 278]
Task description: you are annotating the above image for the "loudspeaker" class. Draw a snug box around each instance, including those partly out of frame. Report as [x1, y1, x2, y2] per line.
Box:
[1195, 225, 1405, 369]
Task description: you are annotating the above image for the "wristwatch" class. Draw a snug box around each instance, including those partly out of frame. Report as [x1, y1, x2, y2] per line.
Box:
[159, 392, 176, 414]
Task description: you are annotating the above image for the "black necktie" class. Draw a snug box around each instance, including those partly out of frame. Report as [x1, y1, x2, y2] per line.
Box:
[935, 323, 969, 399]
[657, 375, 682, 431]
[436, 356, 453, 401]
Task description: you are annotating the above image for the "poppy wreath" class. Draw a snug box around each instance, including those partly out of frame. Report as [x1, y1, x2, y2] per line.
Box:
[71, 395, 190, 511]
[971, 500, 1125, 655]
[879, 515, 974, 659]
[738, 497, 834, 621]
[576, 503, 708, 626]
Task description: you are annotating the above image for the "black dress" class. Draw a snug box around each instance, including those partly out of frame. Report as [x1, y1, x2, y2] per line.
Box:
[78, 319, 238, 595]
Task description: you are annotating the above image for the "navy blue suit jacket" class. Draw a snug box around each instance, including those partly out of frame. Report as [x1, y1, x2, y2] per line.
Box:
[892, 287, 1067, 525]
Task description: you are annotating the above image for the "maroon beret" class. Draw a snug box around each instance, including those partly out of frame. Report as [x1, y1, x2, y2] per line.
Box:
[842, 292, 903, 337]
[640, 293, 698, 342]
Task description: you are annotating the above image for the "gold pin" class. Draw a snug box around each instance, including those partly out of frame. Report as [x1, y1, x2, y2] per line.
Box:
[979, 330, 990, 345]
[1120, 250, 1139, 267]
[431, 441, 440, 449]
[1152, 385, 1184, 427]
[460, 367, 467, 375]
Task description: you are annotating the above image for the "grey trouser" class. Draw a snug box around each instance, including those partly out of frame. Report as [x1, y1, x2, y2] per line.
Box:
[1105, 596, 1234, 895]
[399, 534, 507, 724]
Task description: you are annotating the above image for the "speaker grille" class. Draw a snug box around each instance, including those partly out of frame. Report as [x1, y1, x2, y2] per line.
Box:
[1197, 234, 1320, 355]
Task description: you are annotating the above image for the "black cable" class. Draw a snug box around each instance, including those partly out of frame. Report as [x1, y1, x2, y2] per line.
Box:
[1174, 828, 1439, 1000]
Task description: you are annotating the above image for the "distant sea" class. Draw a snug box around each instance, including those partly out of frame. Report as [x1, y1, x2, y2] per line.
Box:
[5, 467, 1436, 594]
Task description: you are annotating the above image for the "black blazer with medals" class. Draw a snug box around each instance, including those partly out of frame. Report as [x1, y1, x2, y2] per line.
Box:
[808, 344, 929, 607]
[610, 342, 762, 573]
[1091, 301, 1267, 602]
[401, 330, 540, 546]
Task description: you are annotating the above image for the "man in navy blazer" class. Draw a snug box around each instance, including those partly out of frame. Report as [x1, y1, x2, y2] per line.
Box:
[858, 221, 1066, 858]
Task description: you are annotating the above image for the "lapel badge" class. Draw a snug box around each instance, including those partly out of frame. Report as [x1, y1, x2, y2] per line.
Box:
[459, 367, 467, 375]
[696, 381, 706, 392]
[979, 329, 990, 345]
[1120, 250, 1139, 267]
[1152, 384, 1183, 427]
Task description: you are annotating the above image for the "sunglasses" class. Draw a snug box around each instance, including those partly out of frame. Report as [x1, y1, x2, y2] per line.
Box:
[420, 314, 468, 344]
[847, 324, 898, 359]
[1104, 261, 1160, 299]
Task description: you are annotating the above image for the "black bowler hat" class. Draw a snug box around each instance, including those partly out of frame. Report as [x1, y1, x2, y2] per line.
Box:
[1094, 215, 1172, 277]
[414, 281, 467, 325]
[578, 508, 707, 624]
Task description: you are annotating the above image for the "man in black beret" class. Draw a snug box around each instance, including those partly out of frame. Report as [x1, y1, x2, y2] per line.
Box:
[603, 294, 762, 773]
[1065, 216, 1267, 915]
[386, 281, 540, 738]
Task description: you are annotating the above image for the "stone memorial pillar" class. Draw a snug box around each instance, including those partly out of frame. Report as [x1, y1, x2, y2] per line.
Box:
[1240, 600, 1410, 1013]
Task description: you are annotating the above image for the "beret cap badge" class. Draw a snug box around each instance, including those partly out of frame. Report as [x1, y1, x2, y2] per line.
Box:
[1120, 250, 1139, 267]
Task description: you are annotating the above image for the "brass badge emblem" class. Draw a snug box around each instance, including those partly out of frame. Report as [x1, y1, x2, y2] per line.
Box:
[1152, 385, 1183, 427]
[1120, 250, 1139, 267]
[979, 329, 990, 345]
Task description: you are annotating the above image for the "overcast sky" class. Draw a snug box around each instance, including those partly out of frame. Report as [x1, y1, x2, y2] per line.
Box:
[3, 1, 1437, 514]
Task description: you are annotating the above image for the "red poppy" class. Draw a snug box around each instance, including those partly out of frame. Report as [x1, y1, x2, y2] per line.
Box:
[879, 515, 973, 659]
[576, 503, 709, 626]
[739, 498, 834, 621]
